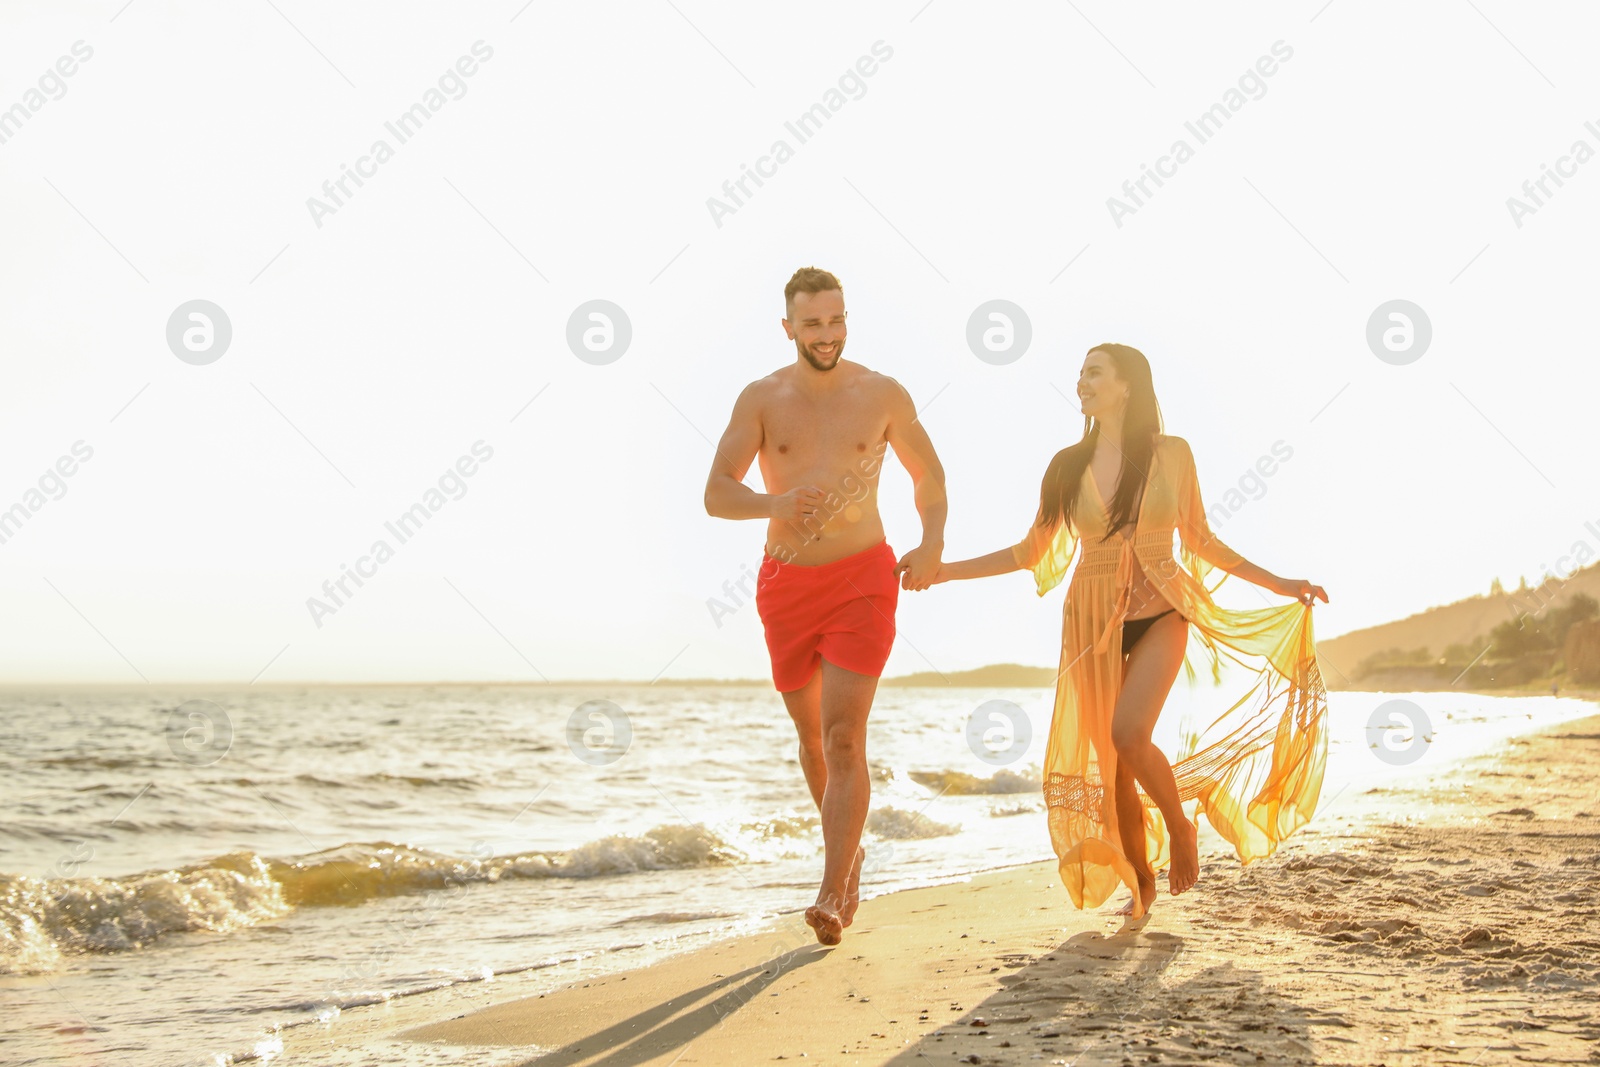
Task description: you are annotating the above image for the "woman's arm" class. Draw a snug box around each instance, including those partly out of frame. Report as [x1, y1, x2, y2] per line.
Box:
[1228, 558, 1329, 605]
[936, 513, 1076, 595]
[935, 452, 1080, 592]
[933, 547, 1023, 583]
[1220, 556, 1291, 596]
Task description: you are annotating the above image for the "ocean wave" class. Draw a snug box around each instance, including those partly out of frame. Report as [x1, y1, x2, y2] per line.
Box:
[907, 768, 1042, 795]
[738, 813, 819, 839]
[0, 852, 289, 976]
[516, 824, 744, 879]
[988, 800, 1040, 817]
[285, 771, 483, 791]
[864, 806, 960, 840]
[370, 772, 480, 790]
[612, 910, 740, 926]
[33, 754, 154, 771]
[0, 824, 744, 975]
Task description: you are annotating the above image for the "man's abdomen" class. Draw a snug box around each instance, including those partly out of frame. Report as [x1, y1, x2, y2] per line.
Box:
[765, 504, 886, 566]
[763, 465, 884, 564]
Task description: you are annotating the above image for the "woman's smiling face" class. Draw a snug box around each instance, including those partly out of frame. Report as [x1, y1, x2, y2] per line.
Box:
[1077, 349, 1128, 419]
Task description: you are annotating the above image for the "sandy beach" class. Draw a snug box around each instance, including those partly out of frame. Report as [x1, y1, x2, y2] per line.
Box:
[277, 708, 1600, 1066]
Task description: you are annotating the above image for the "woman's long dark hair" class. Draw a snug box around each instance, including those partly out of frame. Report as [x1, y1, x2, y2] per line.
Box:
[1035, 343, 1165, 543]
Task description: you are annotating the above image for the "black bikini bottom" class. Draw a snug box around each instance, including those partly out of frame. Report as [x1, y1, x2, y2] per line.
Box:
[1121, 607, 1187, 655]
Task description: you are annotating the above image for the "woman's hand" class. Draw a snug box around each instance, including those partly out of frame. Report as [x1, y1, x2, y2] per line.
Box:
[1278, 578, 1328, 605]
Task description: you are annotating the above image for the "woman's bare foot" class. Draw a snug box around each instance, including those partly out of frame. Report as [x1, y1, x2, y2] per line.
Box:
[840, 846, 865, 928]
[1168, 816, 1200, 895]
[1114, 871, 1158, 918]
[805, 896, 844, 946]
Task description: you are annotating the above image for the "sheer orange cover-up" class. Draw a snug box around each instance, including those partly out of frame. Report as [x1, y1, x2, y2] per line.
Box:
[1009, 434, 1328, 910]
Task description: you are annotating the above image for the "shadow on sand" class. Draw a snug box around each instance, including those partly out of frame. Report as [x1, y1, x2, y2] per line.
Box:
[883, 925, 1346, 1066]
[513, 943, 829, 1067]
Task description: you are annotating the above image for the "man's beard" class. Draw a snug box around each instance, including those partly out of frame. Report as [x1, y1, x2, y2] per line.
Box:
[798, 339, 843, 372]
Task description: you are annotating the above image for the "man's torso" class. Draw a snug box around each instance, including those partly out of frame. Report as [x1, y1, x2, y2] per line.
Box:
[755, 362, 891, 566]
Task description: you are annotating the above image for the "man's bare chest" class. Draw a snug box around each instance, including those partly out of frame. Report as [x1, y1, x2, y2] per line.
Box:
[761, 402, 887, 465]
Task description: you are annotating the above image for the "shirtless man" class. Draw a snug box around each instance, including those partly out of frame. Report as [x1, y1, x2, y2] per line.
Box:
[703, 266, 947, 945]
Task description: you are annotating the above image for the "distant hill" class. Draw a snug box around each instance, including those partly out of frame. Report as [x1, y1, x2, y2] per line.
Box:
[1317, 561, 1600, 691]
[881, 662, 1057, 688]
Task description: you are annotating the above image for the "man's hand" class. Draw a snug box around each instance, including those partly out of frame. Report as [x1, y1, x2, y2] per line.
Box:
[895, 543, 943, 591]
[770, 486, 826, 527]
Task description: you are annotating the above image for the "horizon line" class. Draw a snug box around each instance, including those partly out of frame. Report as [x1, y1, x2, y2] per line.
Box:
[0, 667, 1059, 689]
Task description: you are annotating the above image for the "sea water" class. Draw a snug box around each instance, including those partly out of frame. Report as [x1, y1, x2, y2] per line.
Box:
[1, 682, 1592, 1065]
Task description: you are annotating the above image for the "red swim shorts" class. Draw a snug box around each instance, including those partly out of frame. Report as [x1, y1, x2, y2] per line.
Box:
[754, 540, 899, 693]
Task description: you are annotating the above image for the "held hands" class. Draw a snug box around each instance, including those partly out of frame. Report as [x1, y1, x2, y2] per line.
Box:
[1278, 578, 1329, 606]
[894, 544, 943, 591]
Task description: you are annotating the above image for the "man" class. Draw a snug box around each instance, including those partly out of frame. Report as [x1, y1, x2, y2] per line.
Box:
[704, 266, 947, 945]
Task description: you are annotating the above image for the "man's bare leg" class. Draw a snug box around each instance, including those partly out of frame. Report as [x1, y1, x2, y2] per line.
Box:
[802, 658, 876, 945]
[779, 666, 867, 933]
[779, 668, 827, 808]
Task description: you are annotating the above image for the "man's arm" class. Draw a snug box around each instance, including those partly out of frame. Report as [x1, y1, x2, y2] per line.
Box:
[703, 381, 823, 526]
[703, 382, 773, 519]
[884, 377, 947, 591]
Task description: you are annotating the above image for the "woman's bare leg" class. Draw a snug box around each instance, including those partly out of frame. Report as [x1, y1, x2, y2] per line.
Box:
[1111, 612, 1201, 901]
[1111, 758, 1157, 917]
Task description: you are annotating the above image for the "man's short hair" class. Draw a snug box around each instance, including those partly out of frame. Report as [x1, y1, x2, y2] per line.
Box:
[784, 266, 843, 317]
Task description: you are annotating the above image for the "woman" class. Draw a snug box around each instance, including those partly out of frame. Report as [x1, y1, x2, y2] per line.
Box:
[933, 344, 1329, 919]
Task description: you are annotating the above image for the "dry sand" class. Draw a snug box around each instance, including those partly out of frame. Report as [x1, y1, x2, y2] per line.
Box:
[287, 712, 1600, 1066]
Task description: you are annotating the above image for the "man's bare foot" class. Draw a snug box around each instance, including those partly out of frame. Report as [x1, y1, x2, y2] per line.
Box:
[1113, 872, 1158, 919]
[805, 896, 844, 946]
[840, 846, 865, 928]
[1169, 816, 1200, 895]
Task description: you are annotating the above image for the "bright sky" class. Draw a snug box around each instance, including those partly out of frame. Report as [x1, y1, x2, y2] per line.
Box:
[2, 1, 1596, 684]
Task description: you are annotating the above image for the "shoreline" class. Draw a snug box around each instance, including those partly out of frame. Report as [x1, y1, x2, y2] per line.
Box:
[279, 705, 1600, 1066]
